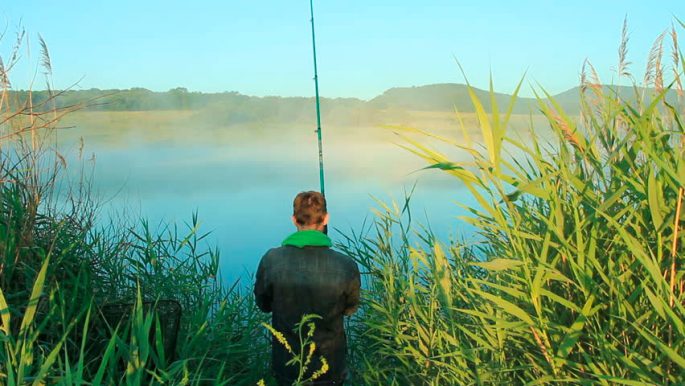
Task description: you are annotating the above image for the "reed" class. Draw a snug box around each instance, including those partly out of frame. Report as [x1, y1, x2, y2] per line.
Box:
[340, 19, 685, 384]
[0, 27, 271, 386]
[2, 17, 685, 386]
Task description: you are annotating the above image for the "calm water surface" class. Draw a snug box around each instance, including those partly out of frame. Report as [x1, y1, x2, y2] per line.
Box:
[59, 122, 476, 284]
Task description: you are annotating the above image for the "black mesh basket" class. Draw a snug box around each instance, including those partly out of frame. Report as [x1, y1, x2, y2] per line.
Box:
[97, 299, 182, 363]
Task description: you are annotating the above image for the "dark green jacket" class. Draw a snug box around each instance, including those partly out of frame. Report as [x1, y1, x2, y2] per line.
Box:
[254, 230, 361, 384]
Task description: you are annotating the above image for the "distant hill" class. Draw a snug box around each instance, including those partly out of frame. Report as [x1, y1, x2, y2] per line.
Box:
[16, 83, 679, 124]
[369, 83, 538, 114]
[549, 85, 680, 113]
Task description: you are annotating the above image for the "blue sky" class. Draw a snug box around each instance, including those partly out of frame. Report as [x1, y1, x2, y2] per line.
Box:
[1, 1, 684, 98]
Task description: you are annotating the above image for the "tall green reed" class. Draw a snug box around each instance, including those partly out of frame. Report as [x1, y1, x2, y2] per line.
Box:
[342, 19, 685, 384]
[339, 197, 487, 385]
[0, 26, 270, 385]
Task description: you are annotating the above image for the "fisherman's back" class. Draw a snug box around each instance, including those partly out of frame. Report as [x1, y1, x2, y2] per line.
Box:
[255, 242, 360, 385]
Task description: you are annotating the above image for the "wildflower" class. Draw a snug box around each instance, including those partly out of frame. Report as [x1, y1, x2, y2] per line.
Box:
[262, 322, 294, 354]
[310, 357, 329, 381]
[256, 380, 266, 386]
[305, 342, 316, 365]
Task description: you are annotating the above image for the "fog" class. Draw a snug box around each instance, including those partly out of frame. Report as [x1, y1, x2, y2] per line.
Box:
[55, 108, 547, 283]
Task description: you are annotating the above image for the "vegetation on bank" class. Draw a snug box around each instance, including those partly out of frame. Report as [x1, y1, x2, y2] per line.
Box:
[22, 80, 683, 117]
[1, 33, 271, 385]
[340, 20, 685, 384]
[2, 19, 685, 385]
[21, 77, 680, 120]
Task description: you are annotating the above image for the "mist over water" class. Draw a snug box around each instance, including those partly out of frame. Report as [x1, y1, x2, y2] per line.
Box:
[57, 112, 480, 284]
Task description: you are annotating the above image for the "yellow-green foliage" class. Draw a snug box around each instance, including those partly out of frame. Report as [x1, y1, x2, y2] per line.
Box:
[342, 21, 685, 385]
[261, 314, 329, 386]
[3, 16, 685, 386]
[0, 27, 271, 386]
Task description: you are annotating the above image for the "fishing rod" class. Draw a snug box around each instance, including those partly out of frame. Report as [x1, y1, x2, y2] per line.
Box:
[309, 0, 328, 234]
[309, 0, 325, 197]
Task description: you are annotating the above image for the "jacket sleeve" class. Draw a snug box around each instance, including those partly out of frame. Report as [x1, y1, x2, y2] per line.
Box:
[254, 253, 273, 313]
[343, 262, 361, 316]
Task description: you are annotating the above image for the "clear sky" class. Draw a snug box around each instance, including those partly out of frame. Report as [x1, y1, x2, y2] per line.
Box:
[1, 1, 684, 99]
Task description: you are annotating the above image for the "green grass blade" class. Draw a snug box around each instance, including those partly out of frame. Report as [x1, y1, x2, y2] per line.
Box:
[20, 253, 50, 334]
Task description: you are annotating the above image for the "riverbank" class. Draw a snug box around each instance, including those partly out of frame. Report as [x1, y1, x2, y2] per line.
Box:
[2, 21, 685, 384]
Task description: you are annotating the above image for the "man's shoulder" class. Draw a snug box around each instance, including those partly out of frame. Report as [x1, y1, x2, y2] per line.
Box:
[328, 249, 359, 272]
[260, 246, 287, 263]
[263, 246, 284, 256]
[265, 245, 356, 265]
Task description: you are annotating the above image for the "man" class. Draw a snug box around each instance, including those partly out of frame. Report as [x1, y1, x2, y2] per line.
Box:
[254, 191, 361, 385]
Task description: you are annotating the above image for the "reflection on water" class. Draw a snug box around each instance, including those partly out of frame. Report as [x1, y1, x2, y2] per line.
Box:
[57, 113, 479, 284]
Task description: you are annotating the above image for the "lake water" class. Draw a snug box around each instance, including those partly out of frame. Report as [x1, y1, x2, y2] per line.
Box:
[57, 113, 481, 284]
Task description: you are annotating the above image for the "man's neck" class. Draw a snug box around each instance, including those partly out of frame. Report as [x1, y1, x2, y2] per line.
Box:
[296, 226, 324, 232]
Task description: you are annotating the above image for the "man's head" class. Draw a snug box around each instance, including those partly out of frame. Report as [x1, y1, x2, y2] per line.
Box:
[292, 191, 329, 231]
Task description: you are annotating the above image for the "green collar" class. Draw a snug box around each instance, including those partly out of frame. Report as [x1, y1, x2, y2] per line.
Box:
[281, 230, 332, 248]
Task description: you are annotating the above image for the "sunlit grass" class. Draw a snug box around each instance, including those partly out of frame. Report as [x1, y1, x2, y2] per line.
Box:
[1, 28, 271, 386]
[340, 19, 685, 384]
[2, 16, 684, 386]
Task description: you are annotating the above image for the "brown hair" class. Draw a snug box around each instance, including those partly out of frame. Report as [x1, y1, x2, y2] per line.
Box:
[293, 191, 327, 226]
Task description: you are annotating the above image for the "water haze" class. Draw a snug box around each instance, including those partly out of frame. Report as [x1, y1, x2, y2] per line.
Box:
[56, 110, 481, 284]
